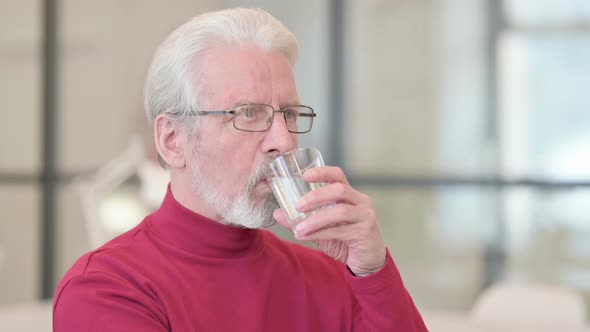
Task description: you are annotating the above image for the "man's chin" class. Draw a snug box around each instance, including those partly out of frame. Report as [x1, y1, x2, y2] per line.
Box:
[227, 218, 276, 229]
[250, 219, 277, 229]
[259, 219, 277, 229]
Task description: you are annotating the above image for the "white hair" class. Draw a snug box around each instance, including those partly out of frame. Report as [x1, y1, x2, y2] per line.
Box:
[144, 8, 299, 130]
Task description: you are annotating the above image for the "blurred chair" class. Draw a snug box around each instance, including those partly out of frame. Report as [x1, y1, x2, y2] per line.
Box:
[421, 309, 477, 332]
[0, 300, 52, 332]
[471, 281, 587, 330]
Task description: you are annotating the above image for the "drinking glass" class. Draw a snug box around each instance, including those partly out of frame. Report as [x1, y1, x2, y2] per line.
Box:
[269, 147, 326, 226]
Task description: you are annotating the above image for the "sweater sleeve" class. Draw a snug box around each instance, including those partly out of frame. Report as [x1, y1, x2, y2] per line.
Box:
[345, 249, 428, 332]
[53, 271, 169, 332]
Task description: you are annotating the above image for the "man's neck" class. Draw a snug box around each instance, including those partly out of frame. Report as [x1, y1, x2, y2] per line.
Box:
[169, 177, 220, 222]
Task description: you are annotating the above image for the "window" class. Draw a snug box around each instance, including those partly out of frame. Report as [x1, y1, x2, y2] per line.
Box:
[343, 0, 590, 310]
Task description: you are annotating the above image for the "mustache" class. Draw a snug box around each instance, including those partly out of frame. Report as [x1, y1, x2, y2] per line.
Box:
[246, 157, 274, 191]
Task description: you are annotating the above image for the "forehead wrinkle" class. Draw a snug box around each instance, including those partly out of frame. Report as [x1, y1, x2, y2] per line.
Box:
[197, 47, 297, 109]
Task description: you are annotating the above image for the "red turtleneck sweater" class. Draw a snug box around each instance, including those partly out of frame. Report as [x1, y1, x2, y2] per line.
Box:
[53, 187, 427, 331]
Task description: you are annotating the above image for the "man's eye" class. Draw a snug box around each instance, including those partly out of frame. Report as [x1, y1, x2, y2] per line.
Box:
[284, 109, 297, 120]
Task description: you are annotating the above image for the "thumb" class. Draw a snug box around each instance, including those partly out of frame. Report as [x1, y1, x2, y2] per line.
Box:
[273, 208, 292, 230]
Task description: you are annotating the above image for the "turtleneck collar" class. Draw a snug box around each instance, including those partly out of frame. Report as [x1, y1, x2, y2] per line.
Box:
[146, 185, 265, 258]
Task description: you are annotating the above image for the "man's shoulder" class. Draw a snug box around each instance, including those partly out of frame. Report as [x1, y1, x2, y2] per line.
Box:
[52, 221, 171, 331]
[56, 221, 153, 290]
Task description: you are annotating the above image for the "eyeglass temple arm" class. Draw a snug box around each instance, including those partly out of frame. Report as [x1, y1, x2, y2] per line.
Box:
[274, 110, 316, 118]
[194, 110, 236, 116]
[193, 110, 315, 117]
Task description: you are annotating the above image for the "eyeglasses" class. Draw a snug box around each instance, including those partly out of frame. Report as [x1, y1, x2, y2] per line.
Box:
[191, 103, 316, 134]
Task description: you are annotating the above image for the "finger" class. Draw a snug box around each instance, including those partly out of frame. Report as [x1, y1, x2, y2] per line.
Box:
[273, 208, 292, 230]
[303, 166, 349, 185]
[294, 204, 361, 236]
[296, 214, 381, 246]
[295, 222, 359, 242]
[296, 182, 369, 213]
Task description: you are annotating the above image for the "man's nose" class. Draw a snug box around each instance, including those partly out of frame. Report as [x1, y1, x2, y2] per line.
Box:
[263, 112, 297, 155]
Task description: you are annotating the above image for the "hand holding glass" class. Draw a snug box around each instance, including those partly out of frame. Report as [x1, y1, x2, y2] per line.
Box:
[269, 148, 326, 227]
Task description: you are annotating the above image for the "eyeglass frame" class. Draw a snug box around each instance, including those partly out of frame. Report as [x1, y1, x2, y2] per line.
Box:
[189, 103, 317, 134]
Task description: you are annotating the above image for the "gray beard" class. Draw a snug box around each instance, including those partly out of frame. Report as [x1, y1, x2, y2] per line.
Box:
[191, 158, 279, 229]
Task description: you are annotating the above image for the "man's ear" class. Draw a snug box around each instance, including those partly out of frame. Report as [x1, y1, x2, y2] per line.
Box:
[154, 114, 186, 169]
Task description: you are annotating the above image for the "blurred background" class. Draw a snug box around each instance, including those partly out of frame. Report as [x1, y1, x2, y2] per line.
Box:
[1, 0, 590, 330]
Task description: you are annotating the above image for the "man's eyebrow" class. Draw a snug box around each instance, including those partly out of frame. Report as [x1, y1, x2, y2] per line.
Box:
[281, 101, 302, 107]
[227, 101, 303, 108]
[224, 100, 254, 109]
[225, 99, 301, 109]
